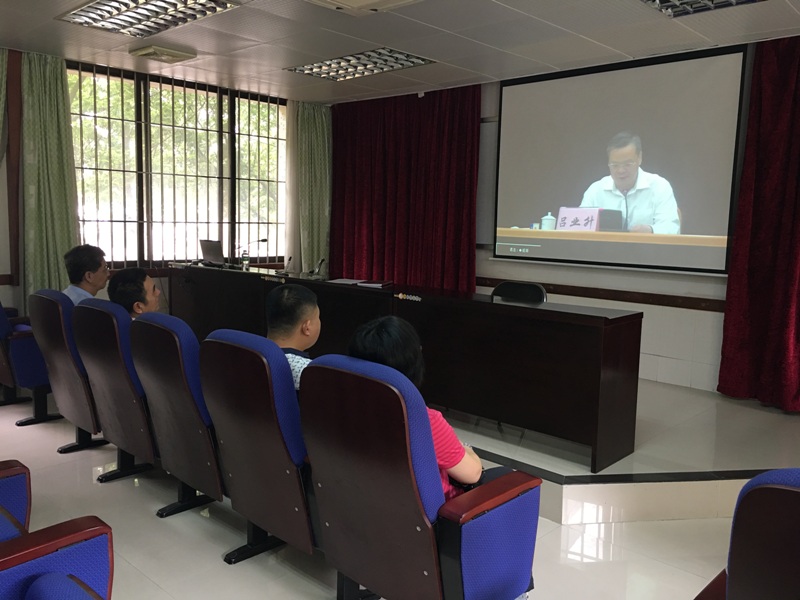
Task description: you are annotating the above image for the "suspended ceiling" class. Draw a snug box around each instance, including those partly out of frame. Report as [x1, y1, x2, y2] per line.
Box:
[2, 0, 800, 103]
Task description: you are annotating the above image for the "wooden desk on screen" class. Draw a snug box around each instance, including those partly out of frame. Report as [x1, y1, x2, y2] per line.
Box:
[497, 227, 727, 246]
[169, 265, 643, 472]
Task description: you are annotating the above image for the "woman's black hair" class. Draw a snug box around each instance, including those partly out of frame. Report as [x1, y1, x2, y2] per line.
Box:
[348, 316, 425, 388]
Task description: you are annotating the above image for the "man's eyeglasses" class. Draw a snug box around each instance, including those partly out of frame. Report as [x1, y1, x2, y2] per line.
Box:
[608, 161, 638, 171]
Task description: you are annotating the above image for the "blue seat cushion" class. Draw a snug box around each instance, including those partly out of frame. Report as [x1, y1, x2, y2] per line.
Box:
[24, 572, 98, 600]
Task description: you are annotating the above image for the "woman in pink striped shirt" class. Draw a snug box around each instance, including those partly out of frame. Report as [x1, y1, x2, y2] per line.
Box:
[348, 316, 483, 500]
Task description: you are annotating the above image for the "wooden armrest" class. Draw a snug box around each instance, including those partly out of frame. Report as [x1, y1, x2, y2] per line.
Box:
[9, 316, 30, 327]
[438, 471, 542, 525]
[0, 516, 111, 571]
[8, 329, 35, 341]
[0, 460, 29, 479]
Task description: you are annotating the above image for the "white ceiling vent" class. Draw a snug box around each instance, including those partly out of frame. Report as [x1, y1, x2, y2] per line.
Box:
[129, 45, 197, 64]
[305, 0, 423, 17]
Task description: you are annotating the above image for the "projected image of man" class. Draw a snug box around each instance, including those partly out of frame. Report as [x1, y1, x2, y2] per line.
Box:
[580, 132, 680, 234]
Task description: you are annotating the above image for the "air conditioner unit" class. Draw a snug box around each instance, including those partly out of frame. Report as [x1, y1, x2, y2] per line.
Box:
[129, 45, 197, 64]
[306, 0, 422, 16]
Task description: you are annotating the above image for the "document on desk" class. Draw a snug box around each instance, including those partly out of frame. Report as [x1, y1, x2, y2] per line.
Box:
[357, 280, 393, 288]
[327, 278, 366, 284]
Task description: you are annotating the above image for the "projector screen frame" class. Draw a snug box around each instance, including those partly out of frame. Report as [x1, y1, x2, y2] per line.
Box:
[493, 45, 752, 275]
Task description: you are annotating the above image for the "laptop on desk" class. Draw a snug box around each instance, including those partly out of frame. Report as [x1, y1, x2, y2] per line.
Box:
[199, 240, 227, 267]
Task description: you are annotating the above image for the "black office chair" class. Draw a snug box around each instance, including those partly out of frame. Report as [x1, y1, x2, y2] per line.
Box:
[491, 281, 547, 304]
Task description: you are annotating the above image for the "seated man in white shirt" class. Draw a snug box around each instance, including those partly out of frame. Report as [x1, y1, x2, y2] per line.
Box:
[266, 284, 321, 391]
[107, 268, 161, 319]
[580, 132, 681, 234]
[62, 244, 109, 304]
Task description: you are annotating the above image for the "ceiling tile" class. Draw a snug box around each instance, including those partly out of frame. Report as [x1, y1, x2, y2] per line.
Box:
[391, 0, 524, 32]
[186, 6, 311, 43]
[497, 0, 666, 33]
[456, 16, 569, 50]
[508, 34, 630, 67]
[269, 28, 376, 57]
[448, 50, 553, 79]
[319, 11, 442, 45]
[675, 1, 800, 43]
[393, 32, 501, 62]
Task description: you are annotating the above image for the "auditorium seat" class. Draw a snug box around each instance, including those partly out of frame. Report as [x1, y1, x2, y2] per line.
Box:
[131, 313, 223, 517]
[491, 281, 547, 304]
[694, 468, 800, 600]
[199, 329, 314, 563]
[0, 461, 30, 543]
[0, 301, 60, 426]
[73, 298, 157, 482]
[27, 290, 109, 454]
[0, 460, 113, 599]
[300, 354, 542, 600]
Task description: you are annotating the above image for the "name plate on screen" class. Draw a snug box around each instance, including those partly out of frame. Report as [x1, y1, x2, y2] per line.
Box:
[557, 207, 601, 231]
[556, 207, 623, 232]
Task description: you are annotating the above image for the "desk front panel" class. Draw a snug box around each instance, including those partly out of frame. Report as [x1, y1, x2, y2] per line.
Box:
[170, 267, 642, 471]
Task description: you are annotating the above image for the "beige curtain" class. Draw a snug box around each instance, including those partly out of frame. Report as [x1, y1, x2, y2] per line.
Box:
[286, 100, 332, 275]
[21, 53, 80, 308]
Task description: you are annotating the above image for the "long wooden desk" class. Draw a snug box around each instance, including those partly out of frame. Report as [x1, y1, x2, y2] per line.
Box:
[169, 265, 643, 472]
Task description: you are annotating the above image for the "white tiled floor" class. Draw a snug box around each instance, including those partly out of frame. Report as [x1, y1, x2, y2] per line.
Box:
[4, 379, 794, 599]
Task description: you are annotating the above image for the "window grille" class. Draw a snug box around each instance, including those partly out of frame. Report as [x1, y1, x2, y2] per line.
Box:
[67, 63, 286, 267]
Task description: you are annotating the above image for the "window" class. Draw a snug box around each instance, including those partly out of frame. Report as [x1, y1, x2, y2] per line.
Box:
[68, 64, 286, 267]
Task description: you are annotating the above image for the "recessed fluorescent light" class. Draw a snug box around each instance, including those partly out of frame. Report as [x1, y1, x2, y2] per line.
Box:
[60, 0, 240, 38]
[286, 47, 433, 82]
[640, 0, 766, 17]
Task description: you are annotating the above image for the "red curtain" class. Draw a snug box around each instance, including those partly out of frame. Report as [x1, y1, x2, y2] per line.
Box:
[329, 86, 480, 293]
[717, 38, 800, 411]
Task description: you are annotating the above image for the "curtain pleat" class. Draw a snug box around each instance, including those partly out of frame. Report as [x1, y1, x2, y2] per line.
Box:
[21, 53, 80, 308]
[297, 102, 331, 274]
[717, 38, 800, 411]
[0, 49, 7, 164]
[330, 86, 480, 293]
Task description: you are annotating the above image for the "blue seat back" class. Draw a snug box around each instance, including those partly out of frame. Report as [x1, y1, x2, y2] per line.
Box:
[28, 290, 100, 434]
[203, 329, 306, 465]
[200, 329, 314, 554]
[72, 299, 155, 464]
[307, 354, 444, 521]
[0, 300, 48, 390]
[723, 468, 800, 600]
[30, 290, 86, 375]
[0, 472, 29, 536]
[131, 313, 223, 501]
[133, 312, 210, 425]
[73, 298, 143, 396]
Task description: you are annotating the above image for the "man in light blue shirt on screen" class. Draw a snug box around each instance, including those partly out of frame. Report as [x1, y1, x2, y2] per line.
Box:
[62, 244, 109, 304]
[581, 132, 681, 234]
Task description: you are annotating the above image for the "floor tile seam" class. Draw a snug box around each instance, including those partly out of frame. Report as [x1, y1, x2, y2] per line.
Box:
[113, 553, 179, 599]
[553, 523, 729, 567]
[642, 552, 727, 582]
